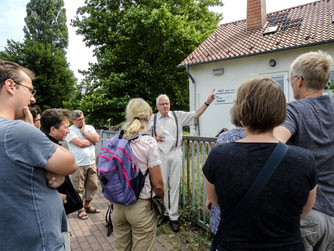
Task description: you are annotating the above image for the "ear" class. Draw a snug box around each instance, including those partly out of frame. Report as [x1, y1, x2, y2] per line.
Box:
[3, 79, 16, 95]
[296, 76, 304, 87]
[49, 126, 56, 136]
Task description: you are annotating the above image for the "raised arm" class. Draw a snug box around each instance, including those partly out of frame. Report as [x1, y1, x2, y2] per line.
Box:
[80, 122, 100, 144]
[194, 89, 216, 118]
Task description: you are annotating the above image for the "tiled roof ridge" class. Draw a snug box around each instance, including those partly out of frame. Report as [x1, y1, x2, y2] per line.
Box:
[179, 0, 334, 67]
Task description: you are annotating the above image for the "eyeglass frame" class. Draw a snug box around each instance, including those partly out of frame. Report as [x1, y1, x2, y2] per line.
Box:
[74, 117, 85, 122]
[286, 75, 304, 84]
[13, 81, 37, 96]
[158, 102, 170, 106]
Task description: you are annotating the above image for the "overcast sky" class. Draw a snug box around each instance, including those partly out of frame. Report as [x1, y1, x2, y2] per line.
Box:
[0, 0, 316, 81]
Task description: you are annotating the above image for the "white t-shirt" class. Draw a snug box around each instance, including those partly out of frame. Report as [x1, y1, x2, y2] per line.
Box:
[65, 125, 97, 166]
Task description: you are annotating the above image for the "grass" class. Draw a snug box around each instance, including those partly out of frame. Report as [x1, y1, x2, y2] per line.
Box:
[156, 204, 214, 250]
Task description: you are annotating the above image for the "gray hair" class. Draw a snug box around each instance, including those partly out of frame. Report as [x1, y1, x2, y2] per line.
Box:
[156, 94, 169, 105]
[71, 110, 83, 120]
[290, 50, 333, 90]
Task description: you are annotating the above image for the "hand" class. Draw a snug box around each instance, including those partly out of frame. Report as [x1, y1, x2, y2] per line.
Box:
[80, 121, 86, 134]
[45, 171, 65, 189]
[156, 134, 165, 142]
[206, 89, 216, 104]
[206, 199, 212, 212]
[23, 106, 34, 125]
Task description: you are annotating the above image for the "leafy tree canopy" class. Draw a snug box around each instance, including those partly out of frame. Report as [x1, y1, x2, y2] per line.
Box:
[0, 0, 76, 111]
[24, 0, 68, 49]
[0, 39, 76, 109]
[71, 0, 223, 128]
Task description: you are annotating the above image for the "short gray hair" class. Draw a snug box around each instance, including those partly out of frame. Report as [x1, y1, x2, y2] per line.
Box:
[71, 110, 83, 120]
[290, 50, 333, 90]
[156, 94, 169, 105]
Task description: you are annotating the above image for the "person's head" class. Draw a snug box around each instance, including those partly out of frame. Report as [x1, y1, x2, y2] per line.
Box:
[41, 108, 71, 141]
[156, 94, 170, 117]
[0, 60, 36, 119]
[234, 75, 286, 134]
[230, 105, 242, 128]
[71, 110, 85, 129]
[290, 50, 333, 99]
[122, 98, 152, 138]
[29, 105, 42, 129]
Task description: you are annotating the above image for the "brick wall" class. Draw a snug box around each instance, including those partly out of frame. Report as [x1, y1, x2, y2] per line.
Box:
[246, 0, 267, 31]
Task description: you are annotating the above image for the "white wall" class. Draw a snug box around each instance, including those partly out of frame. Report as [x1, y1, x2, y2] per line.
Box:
[188, 44, 334, 137]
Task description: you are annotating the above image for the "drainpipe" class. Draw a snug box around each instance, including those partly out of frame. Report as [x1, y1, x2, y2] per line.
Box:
[185, 65, 200, 136]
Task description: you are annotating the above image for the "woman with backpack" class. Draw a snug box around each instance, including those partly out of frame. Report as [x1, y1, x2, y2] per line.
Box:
[111, 98, 164, 251]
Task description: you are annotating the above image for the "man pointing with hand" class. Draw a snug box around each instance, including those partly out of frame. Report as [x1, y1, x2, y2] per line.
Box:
[150, 89, 215, 232]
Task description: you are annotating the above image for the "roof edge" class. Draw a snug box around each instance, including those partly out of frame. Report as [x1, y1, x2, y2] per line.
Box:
[177, 39, 334, 68]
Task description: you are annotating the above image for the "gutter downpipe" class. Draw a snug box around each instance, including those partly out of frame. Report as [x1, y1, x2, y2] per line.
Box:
[185, 65, 200, 136]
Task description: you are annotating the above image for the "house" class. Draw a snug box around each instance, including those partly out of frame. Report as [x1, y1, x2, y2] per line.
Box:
[179, 0, 334, 137]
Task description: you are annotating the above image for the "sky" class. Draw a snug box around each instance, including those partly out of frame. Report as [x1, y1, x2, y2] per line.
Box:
[0, 0, 316, 81]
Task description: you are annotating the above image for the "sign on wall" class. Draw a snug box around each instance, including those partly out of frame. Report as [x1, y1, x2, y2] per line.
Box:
[214, 89, 236, 104]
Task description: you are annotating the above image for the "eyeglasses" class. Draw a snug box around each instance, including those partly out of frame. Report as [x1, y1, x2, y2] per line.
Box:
[14, 81, 37, 96]
[158, 102, 170, 106]
[75, 117, 85, 122]
[287, 75, 303, 84]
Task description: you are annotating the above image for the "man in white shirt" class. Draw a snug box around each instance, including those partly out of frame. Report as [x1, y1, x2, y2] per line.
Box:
[150, 90, 215, 232]
[66, 110, 100, 220]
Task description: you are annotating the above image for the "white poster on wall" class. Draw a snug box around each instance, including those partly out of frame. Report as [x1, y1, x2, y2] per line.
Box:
[214, 89, 236, 104]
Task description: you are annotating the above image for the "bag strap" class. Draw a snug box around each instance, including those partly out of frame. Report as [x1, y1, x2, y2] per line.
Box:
[172, 111, 178, 147]
[119, 130, 149, 141]
[212, 142, 288, 249]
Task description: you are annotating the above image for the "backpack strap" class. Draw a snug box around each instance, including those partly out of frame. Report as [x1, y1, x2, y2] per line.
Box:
[172, 111, 178, 147]
[212, 142, 288, 249]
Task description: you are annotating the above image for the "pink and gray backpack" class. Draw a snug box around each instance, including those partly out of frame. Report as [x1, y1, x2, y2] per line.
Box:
[96, 131, 149, 205]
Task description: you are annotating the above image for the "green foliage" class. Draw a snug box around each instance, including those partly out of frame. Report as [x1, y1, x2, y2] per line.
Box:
[72, 0, 223, 127]
[0, 39, 76, 109]
[0, 0, 76, 111]
[24, 0, 68, 49]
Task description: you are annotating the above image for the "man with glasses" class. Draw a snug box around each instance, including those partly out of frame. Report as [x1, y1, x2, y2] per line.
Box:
[150, 90, 215, 232]
[65, 110, 100, 220]
[274, 51, 334, 250]
[0, 60, 77, 250]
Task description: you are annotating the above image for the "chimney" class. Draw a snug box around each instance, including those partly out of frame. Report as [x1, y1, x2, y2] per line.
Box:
[247, 0, 267, 31]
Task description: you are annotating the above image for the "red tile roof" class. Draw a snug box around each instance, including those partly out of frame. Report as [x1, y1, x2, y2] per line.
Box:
[179, 0, 334, 67]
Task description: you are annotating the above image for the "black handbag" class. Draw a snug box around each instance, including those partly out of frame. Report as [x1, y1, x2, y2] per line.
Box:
[151, 196, 166, 216]
[150, 177, 167, 216]
[57, 176, 83, 215]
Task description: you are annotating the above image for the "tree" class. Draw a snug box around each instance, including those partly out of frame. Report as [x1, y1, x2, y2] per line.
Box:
[24, 0, 68, 49]
[0, 0, 75, 110]
[72, 0, 223, 128]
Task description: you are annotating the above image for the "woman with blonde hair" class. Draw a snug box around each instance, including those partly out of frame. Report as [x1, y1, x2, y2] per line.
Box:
[204, 76, 317, 251]
[112, 98, 164, 251]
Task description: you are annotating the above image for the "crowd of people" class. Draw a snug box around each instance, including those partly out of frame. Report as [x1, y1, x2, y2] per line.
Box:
[0, 49, 333, 251]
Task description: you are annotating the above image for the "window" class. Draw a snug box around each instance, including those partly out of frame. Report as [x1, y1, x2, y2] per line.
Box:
[265, 72, 290, 100]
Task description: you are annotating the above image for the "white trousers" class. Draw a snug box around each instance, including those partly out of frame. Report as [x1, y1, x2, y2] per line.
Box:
[159, 147, 182, 221]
